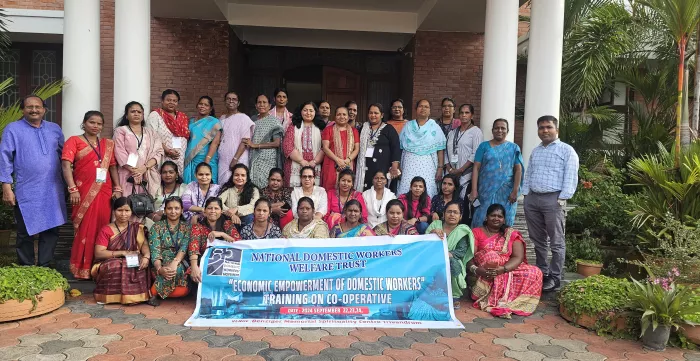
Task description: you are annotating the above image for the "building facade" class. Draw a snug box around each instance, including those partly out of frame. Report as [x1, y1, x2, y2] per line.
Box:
[0, 0, 564, 161]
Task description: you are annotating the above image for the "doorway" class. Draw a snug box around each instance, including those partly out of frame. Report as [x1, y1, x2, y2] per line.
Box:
[281, 65, 362, 114]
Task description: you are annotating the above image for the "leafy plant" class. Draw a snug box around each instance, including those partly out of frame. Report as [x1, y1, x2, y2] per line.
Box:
[559, 275, 631, 317]
[0, 202, 14, 229]
[565, 230, 605, 272]
[627, 266, 700, 336]
[0, 79, 66, 135]
[577, 259, 604, 266]
[0, 266, 68, 311]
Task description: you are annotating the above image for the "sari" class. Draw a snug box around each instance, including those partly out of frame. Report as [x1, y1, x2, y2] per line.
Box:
[114, 126, 164, 197]
[249, 115, 284, 189]
[398, 119, 446, 198]
[362, 187, 396, 228]
[262, 186, 293, 227]
[282, 219, 330, 238]
[425, 221, 474, 298]
[188, 217, 242, 258]
[149, 220, 190, 298]
[324, 190, 367, 230]
[147, 109, 190, 173]
[373, 221, 418, 236]
[181, 181, 221, 222]
[91, 223, 150, 304]
[183, 116, 222, 184]
[283, 123, 323, 187]
[471, 227, 542, 318]
[320, 125, 359, 190]
[330, 223, 376, 238]
[471, 141, 523, 228]
[62, 136, 116, 279]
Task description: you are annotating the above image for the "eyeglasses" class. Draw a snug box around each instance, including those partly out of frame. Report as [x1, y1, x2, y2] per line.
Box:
[301, 175, 314, 179]
[24, 106, 44, 111]
[445, 210, 460, 215]
[391, 106, 403, 109]
[226, 98, 239, 102]
[165, 196, 182, 202]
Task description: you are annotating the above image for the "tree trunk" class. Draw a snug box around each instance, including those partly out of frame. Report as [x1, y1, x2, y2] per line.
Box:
[681, 68, 691, 146]
[693, 23, 700, 135]
[675, 36, 686, 167]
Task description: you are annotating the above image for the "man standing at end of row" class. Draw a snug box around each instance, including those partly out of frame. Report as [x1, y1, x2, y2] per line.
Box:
[522, 115, 579, 292]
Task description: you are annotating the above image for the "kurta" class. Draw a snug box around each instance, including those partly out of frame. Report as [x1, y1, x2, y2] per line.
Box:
[445, 126, 483, 198]
[355, 123, 401, 192]
[0, 119, 67, 235]
[219, 187, 260, 217]
[113, 126, 164, 197]
[283, 123, 323, 187]
[146, 110, 189, 173]
[362, 187, 397, 228]
[218, 113, 255, 184]
[291, 186, 328, 218]
[149, 220, 190, 298]
[239, 223, 283, 240]
[182, 181, 221, 222]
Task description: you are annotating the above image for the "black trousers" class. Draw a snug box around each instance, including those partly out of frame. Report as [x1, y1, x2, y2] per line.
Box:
[14, 206, 59, 267]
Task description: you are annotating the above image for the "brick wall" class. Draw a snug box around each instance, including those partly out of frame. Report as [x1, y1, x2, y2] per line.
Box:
[0, 0, 63, 10]
[150, 18, 230, 119]
[100, 0, 114, 136]
[412, 31, 484, 127]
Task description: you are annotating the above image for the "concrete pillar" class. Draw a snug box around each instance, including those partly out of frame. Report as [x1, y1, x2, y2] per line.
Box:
[62, 0, 100, 137]
[113, 0, 150, 126]
[522, 0, 565, 162]
[479, 0, 519, 142]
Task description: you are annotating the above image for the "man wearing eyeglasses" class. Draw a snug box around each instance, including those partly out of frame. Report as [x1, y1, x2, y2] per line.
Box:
[218, 91, 255, 184]
[0, 95, 67, 267]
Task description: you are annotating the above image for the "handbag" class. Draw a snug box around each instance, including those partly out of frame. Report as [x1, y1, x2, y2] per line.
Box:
[128, 182, 155, 217]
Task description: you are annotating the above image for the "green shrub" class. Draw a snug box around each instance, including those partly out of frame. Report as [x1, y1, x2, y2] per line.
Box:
[0, 266, 68, 311]
[559, 275, 631, 317]
[565, 230, 604, 272]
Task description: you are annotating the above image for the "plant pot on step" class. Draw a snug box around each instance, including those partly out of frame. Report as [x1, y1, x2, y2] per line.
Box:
[0, 287, 65, 322]
[682, 323, 700, 345]
[641, 325, 671, 351]
[576, 260, 603, 277]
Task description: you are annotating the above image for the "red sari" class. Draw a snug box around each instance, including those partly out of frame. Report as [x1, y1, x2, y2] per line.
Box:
[471, 227, 543, 318]
[320, 125, 359, 190]
[62, 137, 116, 279]
[324, 190, 368, 230]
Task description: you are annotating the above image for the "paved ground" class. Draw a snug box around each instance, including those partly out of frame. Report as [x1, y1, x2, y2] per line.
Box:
[1, 294, 697, 361]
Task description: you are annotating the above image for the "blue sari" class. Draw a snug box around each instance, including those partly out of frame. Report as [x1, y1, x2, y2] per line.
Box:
[330, 223, 376, 238]
[183, 116, 222, 184]
[471, 141, 523, 227]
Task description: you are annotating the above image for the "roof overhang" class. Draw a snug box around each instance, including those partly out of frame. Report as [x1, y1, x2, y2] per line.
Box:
[0, 8, 64, 43]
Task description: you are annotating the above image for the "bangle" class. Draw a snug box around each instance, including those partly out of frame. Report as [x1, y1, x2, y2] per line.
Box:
[68, 186, 79, 193]
[470, 265, 478, 274]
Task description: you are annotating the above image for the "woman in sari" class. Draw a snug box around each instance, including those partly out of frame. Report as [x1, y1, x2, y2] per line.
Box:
[469, 204, 542, 318]
[373, 199, 418, 236]
[356, 104, 401, 193]
[240, 198, 283, 240]
[386, 98, 408, 135]
[325, 169, 367, 229]
[183, 96, 222, 184]
[146, 161, 187, 228]
[262, 168, 294, 228]
[62, 111, 122, 279]
[329, 200, 376, 238]
[321, 107, 360, 190]
[363, 170, 396, 228]
[271, 88, 292, 128]
[431, 174, 463, 221]
[283, 197, 330, 238]
[92, 197, 150, 304]
[148, 196, 190, 306]
[245, 94, 284, 189]
[147, 89, 189, 172]
[426, 201, 474, 304]
[114, 101, 164, 197]
[182, 162, 221, 223]
[291, 166, 328, 220]
[283, 101, 326, 187]
[469, 119, 523, 228]
[188, 197, 241, 283]
[398, 99, 446, 198]
[398, 177, 432, 234]
[219, 164, 260, 227]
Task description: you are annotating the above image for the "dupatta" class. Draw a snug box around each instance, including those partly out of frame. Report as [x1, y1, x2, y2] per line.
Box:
[399, 119, 446, 156]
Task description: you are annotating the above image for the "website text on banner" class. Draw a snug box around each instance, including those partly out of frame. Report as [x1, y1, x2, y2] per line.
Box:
[185, 235, 464, 328]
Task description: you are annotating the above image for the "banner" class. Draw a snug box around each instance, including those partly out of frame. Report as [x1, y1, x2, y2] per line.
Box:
[185, 234, 464, 328]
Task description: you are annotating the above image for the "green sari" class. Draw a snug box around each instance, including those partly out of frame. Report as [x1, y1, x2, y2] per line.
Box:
[425, 221, 474, 298]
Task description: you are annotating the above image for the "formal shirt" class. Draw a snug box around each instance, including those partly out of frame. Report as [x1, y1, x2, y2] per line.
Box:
[0, 119, 67, 234]
[522, 139, 579, 199]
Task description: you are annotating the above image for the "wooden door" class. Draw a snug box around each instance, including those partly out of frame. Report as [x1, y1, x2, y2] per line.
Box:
[323, 66, 362, 117]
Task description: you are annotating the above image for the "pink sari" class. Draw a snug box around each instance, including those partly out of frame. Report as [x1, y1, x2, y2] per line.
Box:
[471, 227, 542, 318]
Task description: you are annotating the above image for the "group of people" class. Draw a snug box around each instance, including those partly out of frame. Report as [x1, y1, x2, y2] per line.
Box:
[0, 89, 579, 318]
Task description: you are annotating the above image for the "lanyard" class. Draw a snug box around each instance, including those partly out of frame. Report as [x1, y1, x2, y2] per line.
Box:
[161, 185, 178, 203]
[127, 125, 144, 150]
[167, 221, 182, 249]
[115, 222, 132, 249]
[336, 191, 353, 213]
[197, 184, 211, 207]
[83, 136, 102, 162]
[453, 128, 468, 154]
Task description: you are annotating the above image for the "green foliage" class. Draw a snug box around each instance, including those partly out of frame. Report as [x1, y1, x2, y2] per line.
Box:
[577, 259, 604, 266]
[0, 266, 68, 311]
[565, 230, 605, 272]
[559, 106, 625, 155]
[627, 266, 700, 336]
[0, 202, 13, 229]
[0, 79, 66, 135]
[0, 10, 11, 59]
[559, 275, 631, 317]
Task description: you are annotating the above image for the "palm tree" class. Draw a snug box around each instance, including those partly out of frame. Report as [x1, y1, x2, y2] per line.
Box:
[637, 0, 700, 166]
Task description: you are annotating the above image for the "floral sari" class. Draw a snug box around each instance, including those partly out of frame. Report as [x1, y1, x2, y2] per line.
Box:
[91, 223, 150, 304]
[62, 136, 116, 279]
[250, 115, 284, 189]
[373, 221, 418, 236]
[330, 223, 376, 238]
[183, 116, 222, 184]
[425, 221, 474, 298]
[149, 220, 190, 298]
[471, 227, 543, 318]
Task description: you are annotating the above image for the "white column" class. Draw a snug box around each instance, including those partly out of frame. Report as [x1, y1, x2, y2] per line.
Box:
[479, 0, 519, 142]
[522, 0, 565, 162]
[113, 0, 150, 127]
[62, 0, 100, 137]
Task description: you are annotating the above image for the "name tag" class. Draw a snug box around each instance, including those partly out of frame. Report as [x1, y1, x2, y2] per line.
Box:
[172, 137, 184, 149]
[450, 153, 459, 164]
[365, 147, 375, 158]
[125, 254, 139, 268]
[127, 153, 139, 167]
[96, 168, 107, 183]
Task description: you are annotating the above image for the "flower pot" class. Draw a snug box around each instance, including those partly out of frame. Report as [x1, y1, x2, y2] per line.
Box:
[559, 304, 629, 332]
[682, 323, 700, 345]
[641, 324, 671, 351]
[560, 304, 597, 329]
[576, 261, 603, 277]
[0, 287, 65, 322]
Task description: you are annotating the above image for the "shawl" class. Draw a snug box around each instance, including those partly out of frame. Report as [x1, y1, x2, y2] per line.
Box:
[362, 187, 396, 228]
[333, 124, 355, 162]
[290, 124, 322, 186]
[426, 220, 475, 291]
[400, 119, 446, 156]
[271, 107, 292, 129]
[284, 219, 328, 239]
[355, 122, 387, 190]
[155, 108, 190, 138]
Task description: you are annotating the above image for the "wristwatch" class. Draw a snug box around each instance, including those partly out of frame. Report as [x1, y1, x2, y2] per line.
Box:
[557, 199, 567, 207]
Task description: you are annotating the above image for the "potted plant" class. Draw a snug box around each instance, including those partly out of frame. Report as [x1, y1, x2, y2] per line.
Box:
[627, 267, 700, 351]
[0, 265, 69, 322]
[576, 259, 604, 277]
[558, 275, 633, 334]
[682, 312, 700, 345]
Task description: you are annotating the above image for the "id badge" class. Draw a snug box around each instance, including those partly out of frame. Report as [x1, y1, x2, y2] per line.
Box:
[126, 153, 139, 167]
[365, 147, 375, 158]
[95, 168, 107, 183]
[450, 153, 459, 164]
[172, 137, 184, 149]
[125, 254, 139, 268]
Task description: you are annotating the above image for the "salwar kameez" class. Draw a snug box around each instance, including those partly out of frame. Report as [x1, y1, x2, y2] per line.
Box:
[149, 220, 191, 299]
